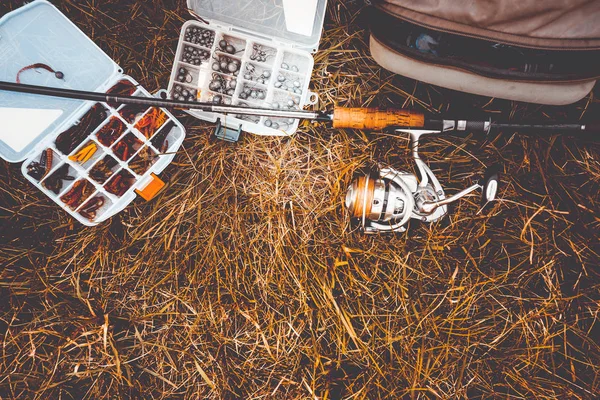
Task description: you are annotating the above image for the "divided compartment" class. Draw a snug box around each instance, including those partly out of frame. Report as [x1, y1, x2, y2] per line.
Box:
[237, 80, 268, 103]
[40, 162, 78, 197]
[150, 120, 182, 153]
[95, 116, 128, 147]
[279, 51, 311, 75]
[54, 103, 110, 156]
[104, 169, 136, 198]
[274, 70, 305, 96]
[67, 139, 102, 169]
[206, 72, 238, 97]
[180, 43, 211, 67]
[89, 154, 120, 184]
[183, 25, 216, 49]
[210, 53, 242, 77]
[171, 84, 200, 103]
[77, 193, 113, 223]
[111, 131, 143, 162]
[269, 90, 302, 111]
[129, 146, 158, 176]
[60, 178, 96, 210]
[215, 33, 247, 57]
[246, 41, 277, 66]
[134, 108, 169, 140]
[173, 63, 201, 87]
[241, 62, 273, 85]
[26, 148, 61, 182]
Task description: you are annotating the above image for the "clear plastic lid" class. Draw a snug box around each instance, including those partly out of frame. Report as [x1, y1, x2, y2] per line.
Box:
[187, 0, 327, 53]
[0, 0, 119, 162]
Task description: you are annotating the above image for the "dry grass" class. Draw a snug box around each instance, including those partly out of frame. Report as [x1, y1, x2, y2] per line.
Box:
[1, 0, 600, 399]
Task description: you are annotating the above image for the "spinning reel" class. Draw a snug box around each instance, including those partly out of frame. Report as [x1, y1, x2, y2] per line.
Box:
[345, 129, 499, 233]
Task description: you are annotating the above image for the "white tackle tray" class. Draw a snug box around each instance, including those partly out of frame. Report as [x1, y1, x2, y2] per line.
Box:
[167, 0, 327, 136]
[0, 0, 186, 226]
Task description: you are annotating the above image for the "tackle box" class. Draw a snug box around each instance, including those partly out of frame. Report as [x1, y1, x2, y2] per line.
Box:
[167, 0, 328, 137]
[0, 0, 186, 226]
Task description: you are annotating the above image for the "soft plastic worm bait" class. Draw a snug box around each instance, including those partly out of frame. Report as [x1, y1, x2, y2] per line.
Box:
[16, 63, 64, 84]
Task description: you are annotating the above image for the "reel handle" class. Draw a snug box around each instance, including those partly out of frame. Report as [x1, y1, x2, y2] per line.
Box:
[419, 164, 501, 214]
[481, 164, 501, 205]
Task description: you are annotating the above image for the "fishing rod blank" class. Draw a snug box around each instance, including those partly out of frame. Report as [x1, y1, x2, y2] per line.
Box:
[1, 80, 597, 135]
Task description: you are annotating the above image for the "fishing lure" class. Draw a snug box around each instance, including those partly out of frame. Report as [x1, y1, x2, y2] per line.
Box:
[16, 63, 64, 84]
[135, 108, 168, 139]
[68, 142, 97, 163]
[79, 196, 106, 221]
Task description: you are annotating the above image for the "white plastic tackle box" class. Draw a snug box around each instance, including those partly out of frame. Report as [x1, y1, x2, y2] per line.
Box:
[167, 0, 328, 137]
[0, 0, 186, 226]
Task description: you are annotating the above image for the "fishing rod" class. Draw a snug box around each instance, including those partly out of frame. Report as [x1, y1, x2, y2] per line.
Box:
[1, 81, 597, 135]
[1, 80, 597, 234]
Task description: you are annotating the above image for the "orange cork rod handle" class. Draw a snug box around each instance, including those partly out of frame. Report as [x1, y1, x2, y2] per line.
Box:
[332, 108, 425, 130]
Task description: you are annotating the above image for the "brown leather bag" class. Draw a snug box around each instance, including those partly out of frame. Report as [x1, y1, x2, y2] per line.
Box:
[369, 0, 600, 104]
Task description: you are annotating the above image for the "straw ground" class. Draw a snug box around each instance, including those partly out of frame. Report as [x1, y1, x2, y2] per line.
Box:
[1, 1, 599, 398]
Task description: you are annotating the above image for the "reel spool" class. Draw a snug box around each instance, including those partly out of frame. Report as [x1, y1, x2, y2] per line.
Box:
[345, 129, 500, 233]
[345, 167, 416, 233]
